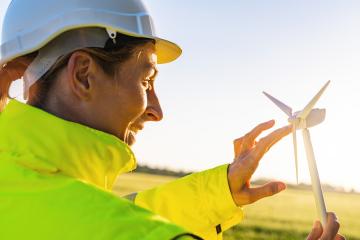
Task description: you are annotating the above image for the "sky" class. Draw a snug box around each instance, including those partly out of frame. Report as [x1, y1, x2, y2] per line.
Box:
[0, 0, 359, 192]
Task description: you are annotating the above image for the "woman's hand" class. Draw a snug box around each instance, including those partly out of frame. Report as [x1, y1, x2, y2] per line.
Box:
[227, 120, 292, 206]
[0, 56, 33, 110]
[307, 212, 345, 240]
[0, 56, 32, 82]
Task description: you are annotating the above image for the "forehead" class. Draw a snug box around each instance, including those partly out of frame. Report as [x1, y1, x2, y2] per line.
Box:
[134, 44, 158, 70]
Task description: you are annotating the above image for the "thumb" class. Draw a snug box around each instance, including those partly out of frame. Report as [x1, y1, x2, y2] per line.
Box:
[247, 181, 286, 203]
[307, 221, 323, 240]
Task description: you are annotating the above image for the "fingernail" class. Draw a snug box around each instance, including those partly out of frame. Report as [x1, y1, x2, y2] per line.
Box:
[278, 182, 286, 191]
[313, 221, 321, 229]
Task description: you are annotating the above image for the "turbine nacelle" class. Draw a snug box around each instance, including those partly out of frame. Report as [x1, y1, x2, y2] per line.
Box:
[289, 108, 326, 129]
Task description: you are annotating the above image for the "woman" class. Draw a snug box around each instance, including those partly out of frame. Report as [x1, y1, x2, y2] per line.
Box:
[0, 0, 343, 239]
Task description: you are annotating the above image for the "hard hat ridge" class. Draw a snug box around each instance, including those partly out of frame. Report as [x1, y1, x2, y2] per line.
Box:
[0, 0, 182, 95]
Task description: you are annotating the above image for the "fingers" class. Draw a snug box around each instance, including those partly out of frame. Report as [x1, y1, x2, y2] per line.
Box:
[233, 120, 275, 158]
[0, 56, 32, 82]
[252, 124, 292, 160]
[320, 212, 340, 240]
[229, 122, 292, 205]
[0, 66, 22, 82]
[242, 120, 275, 150]
[307, 213, 343, 240]
[231, 124, 291, 182]
[237, 125, 291, 180]
[246, 181, 286, 204]
[334, 234, 346, 240]
[307, 221, 323, 240]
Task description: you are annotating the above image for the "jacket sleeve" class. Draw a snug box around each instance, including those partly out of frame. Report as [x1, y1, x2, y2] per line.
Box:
[133, 164, 244, 240]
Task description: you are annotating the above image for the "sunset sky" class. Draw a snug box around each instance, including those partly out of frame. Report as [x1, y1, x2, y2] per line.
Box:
[1, 0, 359, 192]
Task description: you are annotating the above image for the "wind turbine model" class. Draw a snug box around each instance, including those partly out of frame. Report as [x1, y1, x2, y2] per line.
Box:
[263, 80, 330, 226]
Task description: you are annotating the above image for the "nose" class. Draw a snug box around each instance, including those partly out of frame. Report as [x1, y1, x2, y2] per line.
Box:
[145, 90, 163, 121]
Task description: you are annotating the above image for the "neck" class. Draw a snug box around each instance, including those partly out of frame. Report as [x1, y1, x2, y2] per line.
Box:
[29, 88, 90, 128]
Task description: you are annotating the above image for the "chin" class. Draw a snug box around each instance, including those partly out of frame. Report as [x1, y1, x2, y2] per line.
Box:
[125, 131, 137, 146]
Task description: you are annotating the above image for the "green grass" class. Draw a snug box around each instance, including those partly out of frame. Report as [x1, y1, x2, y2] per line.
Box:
[114, 173, 360, 240]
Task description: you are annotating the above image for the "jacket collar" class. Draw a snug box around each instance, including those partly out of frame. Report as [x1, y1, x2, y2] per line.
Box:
[0, 100, 136, 190]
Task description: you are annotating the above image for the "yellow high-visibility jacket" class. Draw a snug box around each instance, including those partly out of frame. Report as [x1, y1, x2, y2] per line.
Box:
[0, 100, 243, 239]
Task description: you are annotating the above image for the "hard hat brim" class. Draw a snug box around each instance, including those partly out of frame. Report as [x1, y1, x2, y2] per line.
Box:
[154, 37, 182, 64]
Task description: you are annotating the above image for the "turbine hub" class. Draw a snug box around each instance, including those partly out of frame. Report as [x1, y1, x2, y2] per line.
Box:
[288, 117, 306, 129]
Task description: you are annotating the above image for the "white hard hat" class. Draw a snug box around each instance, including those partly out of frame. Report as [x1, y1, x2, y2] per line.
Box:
[0, 0, 182, 97]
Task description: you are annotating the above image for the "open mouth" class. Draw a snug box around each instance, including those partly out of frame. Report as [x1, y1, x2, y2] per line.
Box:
[125, 125, 144, 145]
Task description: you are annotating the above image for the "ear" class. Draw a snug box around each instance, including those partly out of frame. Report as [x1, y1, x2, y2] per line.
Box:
[66, 51, 98, 101]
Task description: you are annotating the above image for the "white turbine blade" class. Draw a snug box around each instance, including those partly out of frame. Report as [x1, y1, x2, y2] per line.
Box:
[302, 129, 327, 226]
[263, 91, 292, 117]
[292, 124, 299, 184]
[297, 81, 330, 119]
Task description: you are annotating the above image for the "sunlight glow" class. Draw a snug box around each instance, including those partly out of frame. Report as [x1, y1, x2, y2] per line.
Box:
[1, 0, 359, 192]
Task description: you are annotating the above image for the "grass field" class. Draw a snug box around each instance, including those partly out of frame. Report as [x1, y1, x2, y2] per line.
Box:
[114, 172, 360, 240]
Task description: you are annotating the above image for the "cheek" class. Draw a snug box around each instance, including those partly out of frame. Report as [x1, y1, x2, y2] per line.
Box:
[130, 87, 147, 118]
[118, 83, 147, 121]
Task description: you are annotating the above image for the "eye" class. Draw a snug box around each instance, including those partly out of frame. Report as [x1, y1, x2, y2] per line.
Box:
[142, 79, 153, 91]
